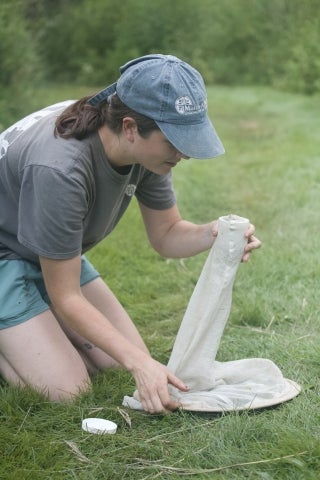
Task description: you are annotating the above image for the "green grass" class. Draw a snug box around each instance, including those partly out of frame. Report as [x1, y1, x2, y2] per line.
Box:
[1, 85, 319, 479]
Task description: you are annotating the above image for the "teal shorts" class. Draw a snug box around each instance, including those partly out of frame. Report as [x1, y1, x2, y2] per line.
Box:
[0, 256, 100, 330]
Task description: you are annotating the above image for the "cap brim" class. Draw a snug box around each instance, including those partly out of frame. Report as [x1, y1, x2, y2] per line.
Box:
[156, 115, 225, 159]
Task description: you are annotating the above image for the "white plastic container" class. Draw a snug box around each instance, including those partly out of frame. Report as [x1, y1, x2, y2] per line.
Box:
[82, 418, 117, 434]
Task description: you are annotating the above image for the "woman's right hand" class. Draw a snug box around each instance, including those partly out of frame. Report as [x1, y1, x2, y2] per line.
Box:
[131, 357, 189, 413]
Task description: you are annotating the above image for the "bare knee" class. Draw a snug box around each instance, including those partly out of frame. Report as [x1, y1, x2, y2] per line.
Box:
[46, 376, 92, 402]
[0, 352, 92, 402]
[38, 360, 93, 402]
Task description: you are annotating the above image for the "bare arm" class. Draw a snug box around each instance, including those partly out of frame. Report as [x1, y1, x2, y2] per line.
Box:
[139, 203, 261, 260]
[39, 255, 188, 412]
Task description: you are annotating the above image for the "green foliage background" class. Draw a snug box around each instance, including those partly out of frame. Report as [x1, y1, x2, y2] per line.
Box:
[1, 0, 320, 129]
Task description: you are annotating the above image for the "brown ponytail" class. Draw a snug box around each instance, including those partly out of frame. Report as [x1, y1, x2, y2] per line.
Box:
[54, 96, 107, 139]
[55, 94, 159, 140]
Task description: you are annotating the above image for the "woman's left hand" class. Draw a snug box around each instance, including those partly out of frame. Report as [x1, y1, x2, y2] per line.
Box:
[242, 224, 262, 262]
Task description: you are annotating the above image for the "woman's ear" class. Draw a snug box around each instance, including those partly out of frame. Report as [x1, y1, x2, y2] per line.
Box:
[122, 117, 138, 142]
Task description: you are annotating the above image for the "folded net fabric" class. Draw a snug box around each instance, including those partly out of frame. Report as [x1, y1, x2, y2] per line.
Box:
[123, 215, 300, 412]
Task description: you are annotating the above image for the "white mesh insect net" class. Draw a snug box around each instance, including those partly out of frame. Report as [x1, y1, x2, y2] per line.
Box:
[123, 215, 300, 412]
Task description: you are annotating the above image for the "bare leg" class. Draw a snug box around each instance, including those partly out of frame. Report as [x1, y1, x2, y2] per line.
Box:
[0, 277, 149, 399]
[0, 310, 91, 401]
[56, 277, 150, 373]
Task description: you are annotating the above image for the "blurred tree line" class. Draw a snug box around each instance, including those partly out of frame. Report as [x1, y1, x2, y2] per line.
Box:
[1, 0, 319, 129]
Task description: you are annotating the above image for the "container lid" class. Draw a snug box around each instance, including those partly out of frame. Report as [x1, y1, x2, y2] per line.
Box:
[82, 418, 117, 434]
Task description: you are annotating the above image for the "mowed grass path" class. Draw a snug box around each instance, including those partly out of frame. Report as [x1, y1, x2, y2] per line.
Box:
[0, 86, 319, 479]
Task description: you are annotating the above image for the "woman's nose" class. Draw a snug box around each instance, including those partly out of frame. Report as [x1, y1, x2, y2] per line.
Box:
[176, 151, 190, 160]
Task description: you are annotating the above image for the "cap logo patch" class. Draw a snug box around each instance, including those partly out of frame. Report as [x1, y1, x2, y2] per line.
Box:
[175, 96, 207, 115]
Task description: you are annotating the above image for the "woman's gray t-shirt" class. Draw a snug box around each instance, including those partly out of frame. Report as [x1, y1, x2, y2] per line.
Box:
[0, 102, 176, 264]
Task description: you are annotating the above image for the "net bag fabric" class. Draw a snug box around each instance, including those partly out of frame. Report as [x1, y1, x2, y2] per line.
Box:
[123, 215, 300, 412]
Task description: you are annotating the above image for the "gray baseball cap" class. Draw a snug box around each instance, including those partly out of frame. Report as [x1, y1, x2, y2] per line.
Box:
[88, 54, 225, 159]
